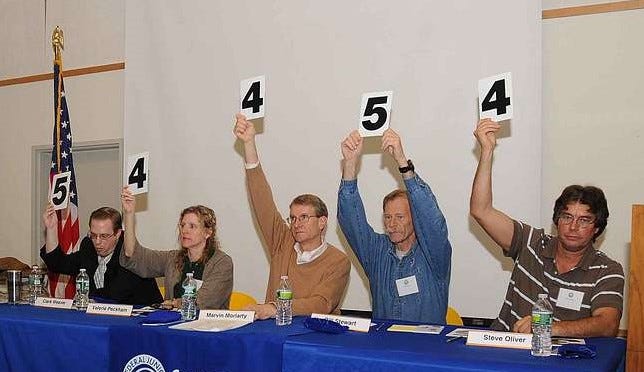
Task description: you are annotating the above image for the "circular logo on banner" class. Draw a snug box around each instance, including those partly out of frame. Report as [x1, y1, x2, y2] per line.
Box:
[123, 354, 166, 372]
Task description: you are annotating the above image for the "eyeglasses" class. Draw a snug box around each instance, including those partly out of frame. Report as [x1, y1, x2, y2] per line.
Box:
[88, 232, 117, 241]
[558, 213, 595, 229]
[286, 214, 319, 225]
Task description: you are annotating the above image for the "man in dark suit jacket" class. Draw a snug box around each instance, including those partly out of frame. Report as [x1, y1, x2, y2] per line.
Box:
[41, 205, 162, 305]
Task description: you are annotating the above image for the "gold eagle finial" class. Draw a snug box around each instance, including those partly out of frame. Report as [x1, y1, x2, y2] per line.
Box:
[52, 26, 64, 61]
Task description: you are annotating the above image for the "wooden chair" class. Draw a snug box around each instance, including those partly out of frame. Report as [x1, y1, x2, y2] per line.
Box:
[0, 257, 31, 273]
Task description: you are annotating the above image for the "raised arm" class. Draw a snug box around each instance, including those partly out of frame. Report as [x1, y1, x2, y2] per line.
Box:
[233, 113, 259, 165]
[119, 186, 171, 277]
[469, 119, 514, 251]
[341, 130, 363, 181]
[383, 129, 451, 277]
[40, 202, 86, 273]
[381, 128, 414, 179]
[43, 203, 59, 253]
[121, 186, 137, 258]
[338, 131, 385, 274]
[233, 113, 291, 255]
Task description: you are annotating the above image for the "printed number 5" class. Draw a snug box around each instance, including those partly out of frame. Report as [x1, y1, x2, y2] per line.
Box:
[362, 96, 389, 130]
[51, 175, 69, 206]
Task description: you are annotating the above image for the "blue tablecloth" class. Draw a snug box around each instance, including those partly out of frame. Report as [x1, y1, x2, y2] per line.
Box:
[0, 304, 312, 372]
[110, 316, 312, 372]
[0, 305, 626, 372]
[0, 303, 132, 371]
[282, 320, 626, 372]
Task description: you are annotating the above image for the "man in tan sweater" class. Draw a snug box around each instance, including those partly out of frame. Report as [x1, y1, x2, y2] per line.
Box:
[233, 113, 350, 320]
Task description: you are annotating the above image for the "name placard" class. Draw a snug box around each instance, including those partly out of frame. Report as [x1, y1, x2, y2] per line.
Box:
[86, 303, 133, 317]
[34, 297, 74, 309]
[199, 310, 255, 322]
[311, 313, 371, 332]
[466, 330, 532, 349]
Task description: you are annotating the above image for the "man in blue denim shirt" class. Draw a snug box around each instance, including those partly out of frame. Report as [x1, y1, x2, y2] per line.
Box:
[338, 129, 452, 324]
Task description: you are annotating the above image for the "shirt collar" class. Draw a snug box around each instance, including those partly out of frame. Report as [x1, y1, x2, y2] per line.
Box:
[388, 241, 417, 260]
[97, 252, 114, 268]
[293, 240, 328, 265]
[547, 236, 597, 271]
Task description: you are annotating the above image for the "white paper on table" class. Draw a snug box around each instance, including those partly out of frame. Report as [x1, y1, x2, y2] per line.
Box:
[446, 328, 471, 338]
[387, 324, 444, 334]
[552, 337, 585, 346]
[169, 319, 251, 332]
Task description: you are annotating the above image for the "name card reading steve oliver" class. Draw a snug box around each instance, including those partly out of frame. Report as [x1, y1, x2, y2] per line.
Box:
[466, 330, 532, 349]
[311, 313, 371, 332]
[86, 303, 133, 317]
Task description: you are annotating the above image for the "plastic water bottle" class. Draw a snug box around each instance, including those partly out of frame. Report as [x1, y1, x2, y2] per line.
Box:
[531, 293, 554, 356]
[74, 268, 90, 311]
[28, 265, 44, 304]
[276, 275, 293, 326]
[181, 272, 198, 320]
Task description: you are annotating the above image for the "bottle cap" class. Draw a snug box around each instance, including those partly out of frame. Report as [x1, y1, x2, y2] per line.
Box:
[80, 268, 86, 272]
[538, 293, 548, 299]
[187, 272, 194, 278]
[280, 275, 288, 280]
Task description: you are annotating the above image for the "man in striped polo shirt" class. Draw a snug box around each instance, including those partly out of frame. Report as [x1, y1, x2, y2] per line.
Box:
[469, 118, 624, 337]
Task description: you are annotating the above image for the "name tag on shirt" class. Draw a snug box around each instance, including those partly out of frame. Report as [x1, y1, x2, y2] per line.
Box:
[395, 275, 419, 297]
[195, 279, 204, 291]
[556, 288, 584, 311]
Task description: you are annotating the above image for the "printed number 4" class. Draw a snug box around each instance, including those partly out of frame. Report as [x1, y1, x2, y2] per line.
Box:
[128, 158, 147, 188]
[481, 79, 511, 115]
[242, 81, 264, 114]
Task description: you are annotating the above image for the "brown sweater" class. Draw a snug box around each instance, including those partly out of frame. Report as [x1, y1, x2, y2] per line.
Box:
[119, 240, 233, 310]
[246, 165, 350, 315]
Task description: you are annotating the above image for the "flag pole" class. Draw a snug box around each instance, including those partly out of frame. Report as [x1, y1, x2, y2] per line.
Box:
[52, 26, 64, 174]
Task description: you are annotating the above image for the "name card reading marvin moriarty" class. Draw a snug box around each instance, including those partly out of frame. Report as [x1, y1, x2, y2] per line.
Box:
[199, 310, 255, 322]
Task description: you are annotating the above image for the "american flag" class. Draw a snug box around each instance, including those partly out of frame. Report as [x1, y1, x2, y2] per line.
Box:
[48, 59, 81, 299]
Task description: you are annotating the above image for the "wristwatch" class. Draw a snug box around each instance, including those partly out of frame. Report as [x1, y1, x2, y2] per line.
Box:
[398, 159, 414, 174]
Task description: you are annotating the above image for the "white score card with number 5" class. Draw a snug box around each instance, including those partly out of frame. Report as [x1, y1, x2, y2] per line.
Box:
[359, 91, 393, 137]
[126, 152, 149, 195]
[478, 72, 513, 122]
[50, 171, 72, 210]
[240, 76, 265, 120]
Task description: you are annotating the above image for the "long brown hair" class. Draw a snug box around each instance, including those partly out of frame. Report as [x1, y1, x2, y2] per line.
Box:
[173, 205, 221, 275]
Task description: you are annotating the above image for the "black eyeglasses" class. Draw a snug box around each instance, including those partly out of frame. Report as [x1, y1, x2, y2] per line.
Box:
[88, 232, 117, 241]
[286, 214, 319, 225]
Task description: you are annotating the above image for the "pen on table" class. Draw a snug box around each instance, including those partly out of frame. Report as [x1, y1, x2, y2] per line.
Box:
[445, 336, 462, 343]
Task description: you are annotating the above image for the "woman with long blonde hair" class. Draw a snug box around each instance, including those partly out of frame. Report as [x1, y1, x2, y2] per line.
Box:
[120, 187, 233, 309]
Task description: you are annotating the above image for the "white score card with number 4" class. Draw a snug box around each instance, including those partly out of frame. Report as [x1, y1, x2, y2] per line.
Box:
[50, 171, 72, 210]
[478, 72, 513, 122]
[359, 91, 393, 137]
[126, 152, 149, 195]
[240, 76, 265, 120]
